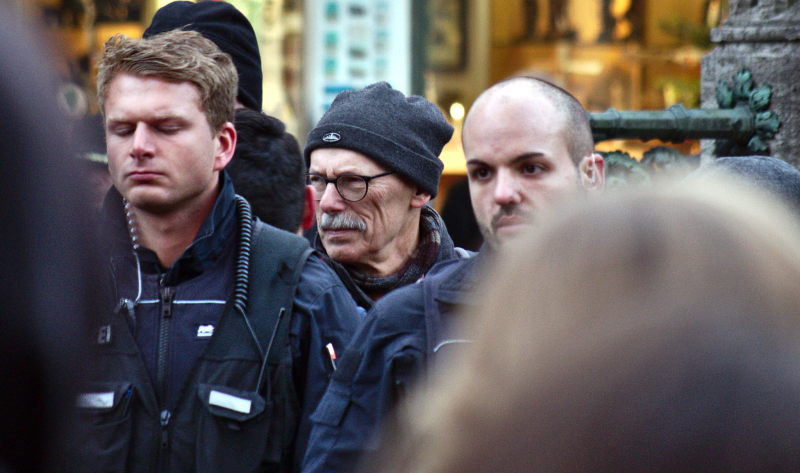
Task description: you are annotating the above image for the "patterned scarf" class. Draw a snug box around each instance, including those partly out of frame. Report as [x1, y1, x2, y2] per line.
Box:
[346, 206, 443, 299]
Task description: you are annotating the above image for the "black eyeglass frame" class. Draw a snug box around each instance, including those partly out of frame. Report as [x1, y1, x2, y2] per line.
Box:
[306, 171, 397, 202]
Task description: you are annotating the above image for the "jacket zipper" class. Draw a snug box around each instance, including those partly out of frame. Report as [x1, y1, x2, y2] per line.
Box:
[157, 278, 174, 460]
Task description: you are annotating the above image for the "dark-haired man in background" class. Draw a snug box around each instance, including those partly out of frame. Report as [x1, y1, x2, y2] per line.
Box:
[230, 108, 315, 234]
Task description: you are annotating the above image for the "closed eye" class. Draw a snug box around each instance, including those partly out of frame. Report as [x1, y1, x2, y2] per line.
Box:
[108, 125, 133, 137]
[155, 120, 185, 134]
[157, 125, 182, 134]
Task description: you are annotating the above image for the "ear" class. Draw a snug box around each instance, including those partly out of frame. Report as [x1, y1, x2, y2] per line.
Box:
[579, 153, 605, 194]
[410, 187, 432, 209]
[213, 121, 237, 171]
[301, 185, 316, 232]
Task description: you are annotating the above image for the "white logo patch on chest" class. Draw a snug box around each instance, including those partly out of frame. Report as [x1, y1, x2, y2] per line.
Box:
[196, 324, 215, 338]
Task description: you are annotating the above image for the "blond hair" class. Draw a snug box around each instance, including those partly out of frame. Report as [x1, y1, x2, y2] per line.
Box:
[96, 30, 237, 132]
[375, 179, 800, 473]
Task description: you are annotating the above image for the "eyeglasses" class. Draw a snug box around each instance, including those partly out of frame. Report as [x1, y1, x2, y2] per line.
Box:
[306, 171, 396, 202]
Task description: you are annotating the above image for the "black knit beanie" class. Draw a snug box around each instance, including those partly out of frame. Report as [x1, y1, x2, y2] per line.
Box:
[304, 82, 454, 198]
[143, 1, 262, 111]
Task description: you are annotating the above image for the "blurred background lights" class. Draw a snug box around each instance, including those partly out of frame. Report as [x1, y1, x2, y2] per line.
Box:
[450, 102, 465, 120]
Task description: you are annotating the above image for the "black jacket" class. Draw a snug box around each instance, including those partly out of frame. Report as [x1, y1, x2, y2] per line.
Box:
[78, 175, 360, 472]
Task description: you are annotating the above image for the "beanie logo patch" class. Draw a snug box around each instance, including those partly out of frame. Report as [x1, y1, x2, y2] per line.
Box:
[322, 132, 341, 142]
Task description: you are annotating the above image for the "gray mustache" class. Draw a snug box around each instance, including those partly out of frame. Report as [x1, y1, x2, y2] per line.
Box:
[319, 212, 367, 231]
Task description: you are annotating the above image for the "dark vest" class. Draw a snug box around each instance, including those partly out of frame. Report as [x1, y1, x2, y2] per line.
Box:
[78, 220, 313, 473]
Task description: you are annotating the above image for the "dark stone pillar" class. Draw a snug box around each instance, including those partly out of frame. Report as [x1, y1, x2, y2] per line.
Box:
[701, 0, 800, 165]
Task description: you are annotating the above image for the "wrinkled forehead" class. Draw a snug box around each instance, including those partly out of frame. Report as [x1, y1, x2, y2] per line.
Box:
[308, 147, 388, 175]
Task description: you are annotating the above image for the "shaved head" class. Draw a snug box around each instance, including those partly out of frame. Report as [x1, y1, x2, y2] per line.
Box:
[465, 77, 594, 165]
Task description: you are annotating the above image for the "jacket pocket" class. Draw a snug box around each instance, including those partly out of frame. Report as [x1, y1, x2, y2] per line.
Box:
[195, 383, 270, 473]
[75, 382, 134, 473]
[309, 388, 351, 427]
[303, 388, 355, 472]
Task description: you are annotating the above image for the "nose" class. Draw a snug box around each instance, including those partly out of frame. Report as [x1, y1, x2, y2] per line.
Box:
[493, 168, 522, 206]
[318, 182, 346, 213]
[130, 123, 155, 160]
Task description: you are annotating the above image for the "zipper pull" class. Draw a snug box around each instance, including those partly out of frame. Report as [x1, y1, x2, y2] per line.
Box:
[113, 298, 137, 333]
[160, 409, 171, 449]
[126, 299, 136, 328]
[160, 287, 175, 318]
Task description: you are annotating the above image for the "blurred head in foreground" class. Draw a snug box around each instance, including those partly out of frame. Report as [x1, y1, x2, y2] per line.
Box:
[374, 179, 800, 473]
[0, 5, 92, 472]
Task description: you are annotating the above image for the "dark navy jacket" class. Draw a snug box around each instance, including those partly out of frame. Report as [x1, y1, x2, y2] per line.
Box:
[81, 173, 360, 472]
[301, 249, 489, 473]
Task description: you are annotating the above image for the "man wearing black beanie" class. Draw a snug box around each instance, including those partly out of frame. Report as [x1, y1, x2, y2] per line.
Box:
[304, 81, 467, 310]
[143, 0, 262, 111]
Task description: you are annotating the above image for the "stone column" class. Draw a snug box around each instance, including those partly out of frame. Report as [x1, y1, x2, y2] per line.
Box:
[700, 0, 800, 165]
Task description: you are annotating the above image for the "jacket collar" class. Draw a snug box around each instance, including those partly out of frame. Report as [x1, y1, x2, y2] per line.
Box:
[103, 171, 238, 281]
[433, 244, 493, 305]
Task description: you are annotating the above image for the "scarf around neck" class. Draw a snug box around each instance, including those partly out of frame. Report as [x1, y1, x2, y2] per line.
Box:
[346, 206, 443, 298]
